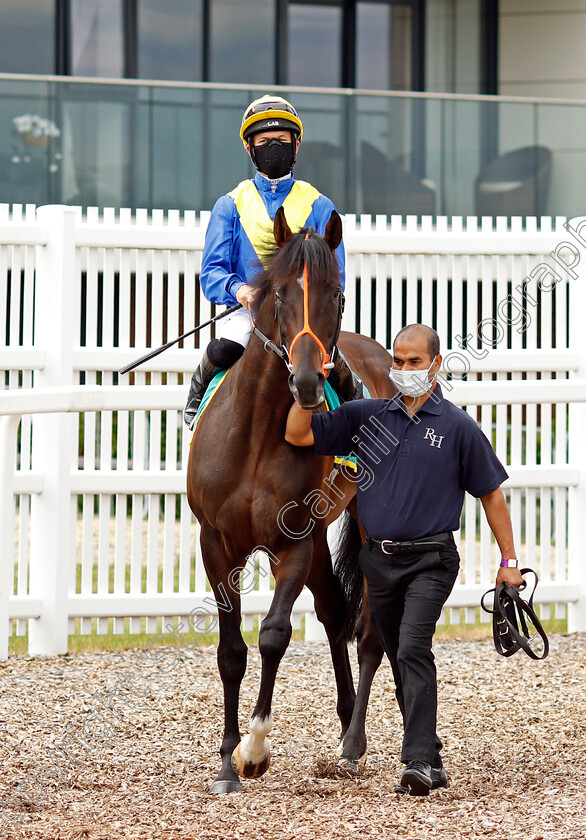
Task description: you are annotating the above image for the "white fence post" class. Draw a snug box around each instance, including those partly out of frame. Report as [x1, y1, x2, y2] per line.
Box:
[568, 245, 586, 632]
[567, 219, 586, 632]
[28, 205, 77, 655]
[304, 610, 328, 642]
[0, 415, 20, 660]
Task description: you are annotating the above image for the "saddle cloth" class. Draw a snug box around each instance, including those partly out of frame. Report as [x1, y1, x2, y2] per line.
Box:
[191, 369, 370, 473]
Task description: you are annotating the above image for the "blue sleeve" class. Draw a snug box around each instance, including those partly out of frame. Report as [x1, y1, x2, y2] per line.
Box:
[308, 194, 346, 291]
[460, 421, 509, 498]
[311, 401, 363, 455]
[200, 195, 245, 305]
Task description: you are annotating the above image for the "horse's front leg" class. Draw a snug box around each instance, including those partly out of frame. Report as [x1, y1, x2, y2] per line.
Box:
[231, 541, 312, 780]
[200, 524, 249, 794]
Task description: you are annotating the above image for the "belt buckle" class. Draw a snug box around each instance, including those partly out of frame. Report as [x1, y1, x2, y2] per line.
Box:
[380, 540, 397, 555]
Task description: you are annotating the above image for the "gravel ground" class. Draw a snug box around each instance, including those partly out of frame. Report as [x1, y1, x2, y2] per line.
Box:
[1, 634, 585, 840]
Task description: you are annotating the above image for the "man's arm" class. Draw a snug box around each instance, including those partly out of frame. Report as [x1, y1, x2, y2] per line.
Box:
[285, 403, 314, 447]
[480, 488, 523, 587]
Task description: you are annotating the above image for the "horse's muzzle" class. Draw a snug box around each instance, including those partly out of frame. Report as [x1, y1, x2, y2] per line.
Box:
[288, 370, 325, 409]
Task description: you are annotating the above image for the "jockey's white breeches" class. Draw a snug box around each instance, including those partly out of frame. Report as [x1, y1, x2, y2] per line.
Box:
[217, 306, 253, 348]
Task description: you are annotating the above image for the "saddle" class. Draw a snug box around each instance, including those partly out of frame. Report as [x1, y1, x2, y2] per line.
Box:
[481, 568, 549, 660]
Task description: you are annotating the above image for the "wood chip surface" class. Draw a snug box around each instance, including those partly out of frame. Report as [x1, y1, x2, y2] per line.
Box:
[1, 634, 585, 840]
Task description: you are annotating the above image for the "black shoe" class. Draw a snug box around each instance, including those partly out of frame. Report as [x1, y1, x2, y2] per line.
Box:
[399, 760, 432, 796]
[394, 764, 447, 795]
[431, 766, 448, 789]
[395, 764, 447, 795]
[184, 350, 217, 428]
[329, 347, 364, 402]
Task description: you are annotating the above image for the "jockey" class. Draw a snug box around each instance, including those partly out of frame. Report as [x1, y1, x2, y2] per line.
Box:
[184, 94, 364, 428]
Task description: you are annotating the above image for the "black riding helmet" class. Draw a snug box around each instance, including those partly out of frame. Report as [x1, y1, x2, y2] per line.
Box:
[240, 95, 304, 172]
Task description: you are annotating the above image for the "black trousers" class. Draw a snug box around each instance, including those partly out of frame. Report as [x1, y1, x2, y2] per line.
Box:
[358, 535, 460, 766]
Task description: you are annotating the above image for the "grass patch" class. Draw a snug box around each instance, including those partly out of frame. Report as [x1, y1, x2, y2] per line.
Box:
[8, 625, 306, 656]
[8, 613, 566, 656]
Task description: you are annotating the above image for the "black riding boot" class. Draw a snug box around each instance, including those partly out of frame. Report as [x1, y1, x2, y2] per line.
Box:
[329, 347, 364, 402]
[184, 350, 217, 428]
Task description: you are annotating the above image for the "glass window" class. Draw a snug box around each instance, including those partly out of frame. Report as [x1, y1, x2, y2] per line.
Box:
[426, 0, 481, 94]
[137, 0, 203, 81]
[71, 0, 124, 78]
[210, 0, 275, 85]
[356, 2, 412, 91]
[63, 93, 131, 207]
[287, 4, 342, 88]
[0, 0, 54, 74]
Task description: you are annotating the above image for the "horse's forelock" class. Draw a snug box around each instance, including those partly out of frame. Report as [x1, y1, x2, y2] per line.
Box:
[251, 227, 339, 317]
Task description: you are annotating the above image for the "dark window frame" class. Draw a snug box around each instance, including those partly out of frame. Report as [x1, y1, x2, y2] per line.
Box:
[51, 0, 497, 96]
[279, 0, 423, 90]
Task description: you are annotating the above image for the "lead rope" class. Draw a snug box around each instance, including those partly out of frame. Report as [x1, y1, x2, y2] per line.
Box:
[481, 568, 549, 659]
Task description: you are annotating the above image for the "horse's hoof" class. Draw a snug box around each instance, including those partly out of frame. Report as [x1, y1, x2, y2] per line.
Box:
[337, 752, 367, 775]
[210, 779, 244, 795]
[231, 742, 271, 779]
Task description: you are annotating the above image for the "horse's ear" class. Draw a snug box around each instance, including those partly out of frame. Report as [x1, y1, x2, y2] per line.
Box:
[274, 206, 294, 248]
[324, 210, 343, 252]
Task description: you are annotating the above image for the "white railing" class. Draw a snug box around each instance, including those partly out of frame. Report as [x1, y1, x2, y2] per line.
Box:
[2, 204, 586, 658]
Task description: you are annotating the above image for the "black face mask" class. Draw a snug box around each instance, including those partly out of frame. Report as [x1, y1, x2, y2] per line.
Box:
[252, 139, 296, 179]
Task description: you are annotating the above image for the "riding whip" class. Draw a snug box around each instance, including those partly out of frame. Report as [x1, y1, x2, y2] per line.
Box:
[119, 303, 242, 375]
[481, 568, 549, 660]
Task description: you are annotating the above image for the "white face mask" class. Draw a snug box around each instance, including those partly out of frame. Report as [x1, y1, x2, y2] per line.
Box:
[389, 356, 437, 397]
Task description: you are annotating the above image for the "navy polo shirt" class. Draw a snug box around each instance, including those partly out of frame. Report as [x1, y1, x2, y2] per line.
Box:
[311, 384, 508, 541]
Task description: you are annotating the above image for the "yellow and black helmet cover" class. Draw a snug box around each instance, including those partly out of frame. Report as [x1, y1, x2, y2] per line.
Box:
[240, 95, 303, 147]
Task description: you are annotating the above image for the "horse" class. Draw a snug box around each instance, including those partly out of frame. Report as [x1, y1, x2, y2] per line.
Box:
[187, 206, 394, 793]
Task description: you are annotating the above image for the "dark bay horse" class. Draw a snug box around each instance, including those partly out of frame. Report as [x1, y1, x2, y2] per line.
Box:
[187, 207, 394, 793]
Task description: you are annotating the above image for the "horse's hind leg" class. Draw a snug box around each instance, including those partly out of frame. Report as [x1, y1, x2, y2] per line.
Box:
[326, 505, 385, 773]
[337, 593, 385, 773]
[200, 524, 248, 794]
[305, 539, 357, 737]
[231, 541, 313, 781]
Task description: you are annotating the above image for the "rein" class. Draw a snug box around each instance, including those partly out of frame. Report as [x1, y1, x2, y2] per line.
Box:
[481, 569, 549, 659]
[251, 233, 343, 374]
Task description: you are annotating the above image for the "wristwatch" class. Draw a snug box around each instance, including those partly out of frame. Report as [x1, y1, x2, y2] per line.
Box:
[500, 558, 519, 568]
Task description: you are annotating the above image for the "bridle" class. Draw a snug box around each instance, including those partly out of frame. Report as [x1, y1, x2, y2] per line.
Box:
[481, 568, 549, 659]
[251, 233, 344, 374]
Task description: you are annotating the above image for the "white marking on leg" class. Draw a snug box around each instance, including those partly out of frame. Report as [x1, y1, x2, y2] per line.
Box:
[239, 715, 273, 764]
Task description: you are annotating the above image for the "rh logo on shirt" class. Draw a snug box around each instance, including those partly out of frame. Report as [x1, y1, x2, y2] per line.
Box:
[424, 427, 445, 448]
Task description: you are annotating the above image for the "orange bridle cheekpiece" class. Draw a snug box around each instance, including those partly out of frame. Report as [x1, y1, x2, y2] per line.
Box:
[287, 237, 333, 377]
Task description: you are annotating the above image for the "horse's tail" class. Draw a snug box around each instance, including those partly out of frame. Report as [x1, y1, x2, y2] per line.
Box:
[332, 510, 364, 643]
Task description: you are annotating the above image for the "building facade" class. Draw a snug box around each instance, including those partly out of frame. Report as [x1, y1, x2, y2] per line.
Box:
[0, 1, 585, 216]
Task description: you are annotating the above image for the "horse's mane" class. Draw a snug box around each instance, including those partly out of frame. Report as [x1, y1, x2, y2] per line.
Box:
[251, 226, 340, 318]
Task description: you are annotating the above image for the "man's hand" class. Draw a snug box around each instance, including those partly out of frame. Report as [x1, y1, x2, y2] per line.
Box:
[496, 565, 524, 587]
[235, 284, 257, 310]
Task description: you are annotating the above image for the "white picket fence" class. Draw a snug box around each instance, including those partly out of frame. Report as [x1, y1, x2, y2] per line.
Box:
[1, 203, 586, 659]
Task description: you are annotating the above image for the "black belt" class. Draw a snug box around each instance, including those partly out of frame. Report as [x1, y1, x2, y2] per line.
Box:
[366, 532, 452, 555]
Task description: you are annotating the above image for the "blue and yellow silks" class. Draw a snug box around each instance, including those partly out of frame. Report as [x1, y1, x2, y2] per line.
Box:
[229, 178, 321, 268]
[199, 172, 345, 307]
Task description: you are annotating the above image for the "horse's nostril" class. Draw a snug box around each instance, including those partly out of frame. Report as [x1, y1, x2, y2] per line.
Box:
[289, 370, 325, 411]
